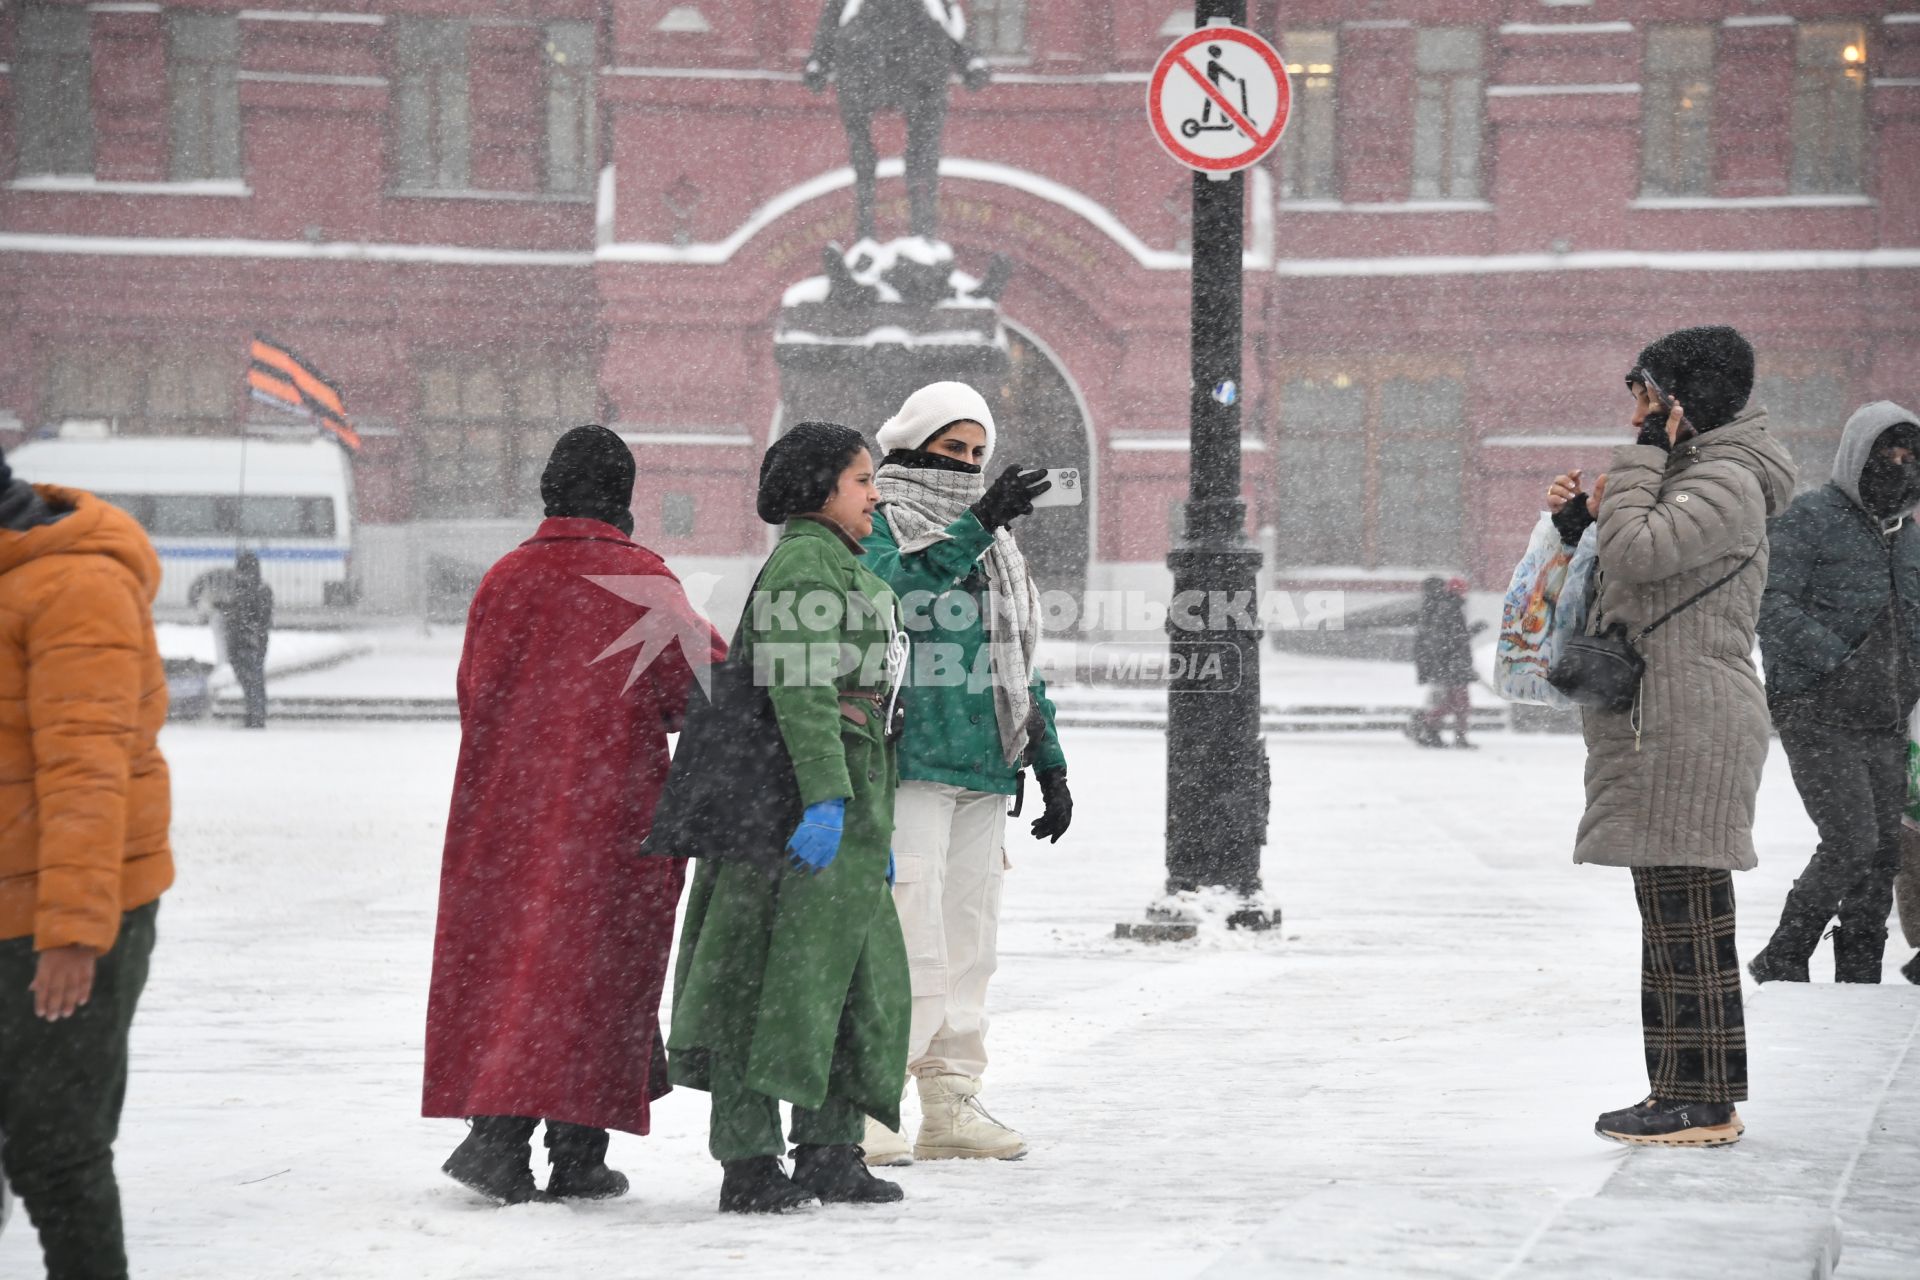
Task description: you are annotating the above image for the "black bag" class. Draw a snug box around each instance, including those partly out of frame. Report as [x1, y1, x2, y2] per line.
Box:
[638, 566, 800, 876]
[1547, 543, 1760, 713]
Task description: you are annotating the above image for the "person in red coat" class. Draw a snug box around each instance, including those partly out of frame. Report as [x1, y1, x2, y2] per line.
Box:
[423, 425, 725, 1205]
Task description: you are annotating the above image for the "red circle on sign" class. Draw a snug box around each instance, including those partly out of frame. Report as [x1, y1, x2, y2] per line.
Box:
[1148, 26, 1292, 173]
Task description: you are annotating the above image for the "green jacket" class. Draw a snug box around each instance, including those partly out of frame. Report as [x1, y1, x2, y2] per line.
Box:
[861, 508, 1066, 796]
[667, 518, 910, 1126]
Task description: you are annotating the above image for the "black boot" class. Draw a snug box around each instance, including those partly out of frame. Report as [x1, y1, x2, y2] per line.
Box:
[790, 1143, 905, 1205]
[1831, 925, 1887, 984]
[443, 1117, 545, 1205]
[1747, 943, 1811, 984]
[544, 1121, 628, 1201]
[1748, 903, 1827, 983]
[1594, 1096, 1743, 1147]
[1406, 718, 1443, 749]
[1903, 951, 1920, 985]
[718, 1157, 818, 1215]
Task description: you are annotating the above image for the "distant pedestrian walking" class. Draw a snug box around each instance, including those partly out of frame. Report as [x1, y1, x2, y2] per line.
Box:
[0, 447, 173, 1280]
[1750, 402, 1920, 985]
[1409, 575, 1483, 749]
[216, 550, 274, 729]
[1547, 326, 1795, 1148]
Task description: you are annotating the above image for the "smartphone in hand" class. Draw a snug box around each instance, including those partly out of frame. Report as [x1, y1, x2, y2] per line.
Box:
[1029, 468, 1084, 509]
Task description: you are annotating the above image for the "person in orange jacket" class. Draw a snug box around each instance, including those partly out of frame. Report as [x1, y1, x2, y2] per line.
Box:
[0, 446, 173, 1280]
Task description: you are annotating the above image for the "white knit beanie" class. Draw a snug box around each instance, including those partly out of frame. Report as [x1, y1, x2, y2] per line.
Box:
[875, 381, 997, 462]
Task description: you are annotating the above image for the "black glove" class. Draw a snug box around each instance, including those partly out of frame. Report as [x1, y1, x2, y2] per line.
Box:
[1635, 414, 1675, 450]
[971, 465, 1051, 532]
[803, 59, 830, 92]
[1551, 493, 1594, 546]
[1030, 767, 1072, 843]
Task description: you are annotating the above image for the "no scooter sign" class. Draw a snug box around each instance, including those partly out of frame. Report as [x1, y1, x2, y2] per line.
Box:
[1148, 24, 1290, 174]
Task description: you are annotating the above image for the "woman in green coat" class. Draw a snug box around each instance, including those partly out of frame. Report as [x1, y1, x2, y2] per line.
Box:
[667, 421, 913, 1214]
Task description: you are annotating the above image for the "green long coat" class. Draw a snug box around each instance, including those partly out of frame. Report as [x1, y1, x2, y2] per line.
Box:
[667, 518, 911, 1129]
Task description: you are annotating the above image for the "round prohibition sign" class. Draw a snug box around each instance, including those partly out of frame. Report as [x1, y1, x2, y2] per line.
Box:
[1148, 26, 1291, 173]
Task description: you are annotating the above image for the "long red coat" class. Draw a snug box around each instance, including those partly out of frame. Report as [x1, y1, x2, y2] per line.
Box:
[422, 518, 725, 1136]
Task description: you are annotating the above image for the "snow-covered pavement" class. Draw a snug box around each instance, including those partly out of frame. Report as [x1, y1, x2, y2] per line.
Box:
[2, 724, 1912, 1278]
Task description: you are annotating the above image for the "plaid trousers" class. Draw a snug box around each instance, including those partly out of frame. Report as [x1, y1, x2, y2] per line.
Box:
[1631, 867, 1748, 1104]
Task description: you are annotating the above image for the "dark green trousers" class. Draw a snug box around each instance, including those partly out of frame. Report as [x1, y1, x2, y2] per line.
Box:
[706, 1052, 862, 1162]
[0, 901, 157, 1280]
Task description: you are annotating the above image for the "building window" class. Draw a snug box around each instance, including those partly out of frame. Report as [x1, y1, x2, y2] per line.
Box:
[1642, 26, 1715, 197]
[40, 346, 235, 435]
[1791, 24, 1869, 195]
[16, 6, 94, 176]
[1275, 374, 1365, 565]
[663, 492, 696, 538]
[1281, 32, 1337, 201]
[544, 23, 597, 196]
[413, 358, 597, 518]
[1411, 28, 1483, 201]
[1375, 377, 1464, 567]
[970, 0, 1027, 58]
[169, 14, 242, 182]
[1754, 365, 1849, 488]
[393, 20, 470, 192]
[1274, 370, 1465, 571]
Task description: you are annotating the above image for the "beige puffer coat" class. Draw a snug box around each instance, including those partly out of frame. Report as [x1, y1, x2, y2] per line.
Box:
[1574, 409, 1798, 871]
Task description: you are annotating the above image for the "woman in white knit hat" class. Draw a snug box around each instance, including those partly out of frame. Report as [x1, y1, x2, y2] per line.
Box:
[858, 380, 1072, 1165]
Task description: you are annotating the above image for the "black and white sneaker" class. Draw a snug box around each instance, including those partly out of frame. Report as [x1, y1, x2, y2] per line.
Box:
[1594, 1096, 1744, 1147]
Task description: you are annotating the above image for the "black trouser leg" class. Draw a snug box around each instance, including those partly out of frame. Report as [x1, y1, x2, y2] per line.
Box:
[1772, 721, 1904, 973]
[1833, 730, 1907, 980]
[1633, 868, 1747, 1105]
[544, 1121, 609, 1170]
[469, 1115, 538, 1146]
[0, 902, 157, 1280]
[235, 655, 267, 729]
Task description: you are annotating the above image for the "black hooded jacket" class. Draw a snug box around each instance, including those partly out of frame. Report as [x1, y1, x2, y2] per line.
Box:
[1413, 580, 1477, 687]
[1758, 400, 1920, 728]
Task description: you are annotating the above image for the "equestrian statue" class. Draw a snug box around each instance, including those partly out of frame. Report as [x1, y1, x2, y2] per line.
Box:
[805, 0, 990, 243]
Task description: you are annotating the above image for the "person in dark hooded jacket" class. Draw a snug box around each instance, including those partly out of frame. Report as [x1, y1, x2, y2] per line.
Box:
[219, 550, 274, 729]
[1751, 401, 1920, 984]
[1409, 576, 1483, 748]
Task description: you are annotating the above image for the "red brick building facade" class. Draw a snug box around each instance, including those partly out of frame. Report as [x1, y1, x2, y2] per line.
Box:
[2, 1, 1917, 605]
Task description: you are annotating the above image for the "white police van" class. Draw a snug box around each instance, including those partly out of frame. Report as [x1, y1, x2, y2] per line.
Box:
[9, 434, 357, 612]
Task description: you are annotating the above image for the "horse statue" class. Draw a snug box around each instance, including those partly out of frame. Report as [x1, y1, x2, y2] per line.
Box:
[805, 0, 990, 244]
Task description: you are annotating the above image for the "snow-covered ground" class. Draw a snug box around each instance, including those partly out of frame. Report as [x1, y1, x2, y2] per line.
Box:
[1, 723, 1910, 1278]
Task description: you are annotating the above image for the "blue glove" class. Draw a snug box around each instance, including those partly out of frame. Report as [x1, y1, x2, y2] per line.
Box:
[886, 848, 896, 887]
[788, 799, 846, 874]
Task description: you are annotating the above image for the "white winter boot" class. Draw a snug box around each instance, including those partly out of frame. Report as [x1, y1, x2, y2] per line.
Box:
[913, 1074, 1027, 1161]
[860, 1113, 913, 1167]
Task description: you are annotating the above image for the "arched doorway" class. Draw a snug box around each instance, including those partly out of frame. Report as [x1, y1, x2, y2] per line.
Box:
[991, 323, 1093, 599]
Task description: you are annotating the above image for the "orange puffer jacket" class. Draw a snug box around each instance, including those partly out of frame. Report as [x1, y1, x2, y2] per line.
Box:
[0, 485, 173, 950]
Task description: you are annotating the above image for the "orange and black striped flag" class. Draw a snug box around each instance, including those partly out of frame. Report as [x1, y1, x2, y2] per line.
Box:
[247, 335, 362, 451]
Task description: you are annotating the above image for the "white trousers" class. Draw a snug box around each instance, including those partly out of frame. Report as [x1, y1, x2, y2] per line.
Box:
[891, 780, 1008, 1081]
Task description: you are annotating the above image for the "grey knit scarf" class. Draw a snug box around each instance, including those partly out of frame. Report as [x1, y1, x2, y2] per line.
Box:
[877, 461, 1042, 765]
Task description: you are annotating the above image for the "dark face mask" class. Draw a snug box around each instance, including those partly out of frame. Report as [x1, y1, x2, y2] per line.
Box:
[883, 448, 982, 476]
[1859, 453, 1920, 520]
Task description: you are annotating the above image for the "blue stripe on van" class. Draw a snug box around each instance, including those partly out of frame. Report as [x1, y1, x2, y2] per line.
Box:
[153, 546, 347, 562]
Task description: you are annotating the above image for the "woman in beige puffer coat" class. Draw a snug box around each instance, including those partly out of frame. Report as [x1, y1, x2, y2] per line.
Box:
[1547, 326, 1797, 1150]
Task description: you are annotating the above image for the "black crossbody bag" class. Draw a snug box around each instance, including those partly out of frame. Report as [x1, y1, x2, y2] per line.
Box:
[1548, 542, 1760, 714]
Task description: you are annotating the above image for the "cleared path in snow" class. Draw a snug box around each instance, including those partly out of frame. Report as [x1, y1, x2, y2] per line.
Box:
[2, 724, 1912, 1278]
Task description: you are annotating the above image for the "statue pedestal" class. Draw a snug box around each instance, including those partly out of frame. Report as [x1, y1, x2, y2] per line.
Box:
[775, 238, 1012, 437]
